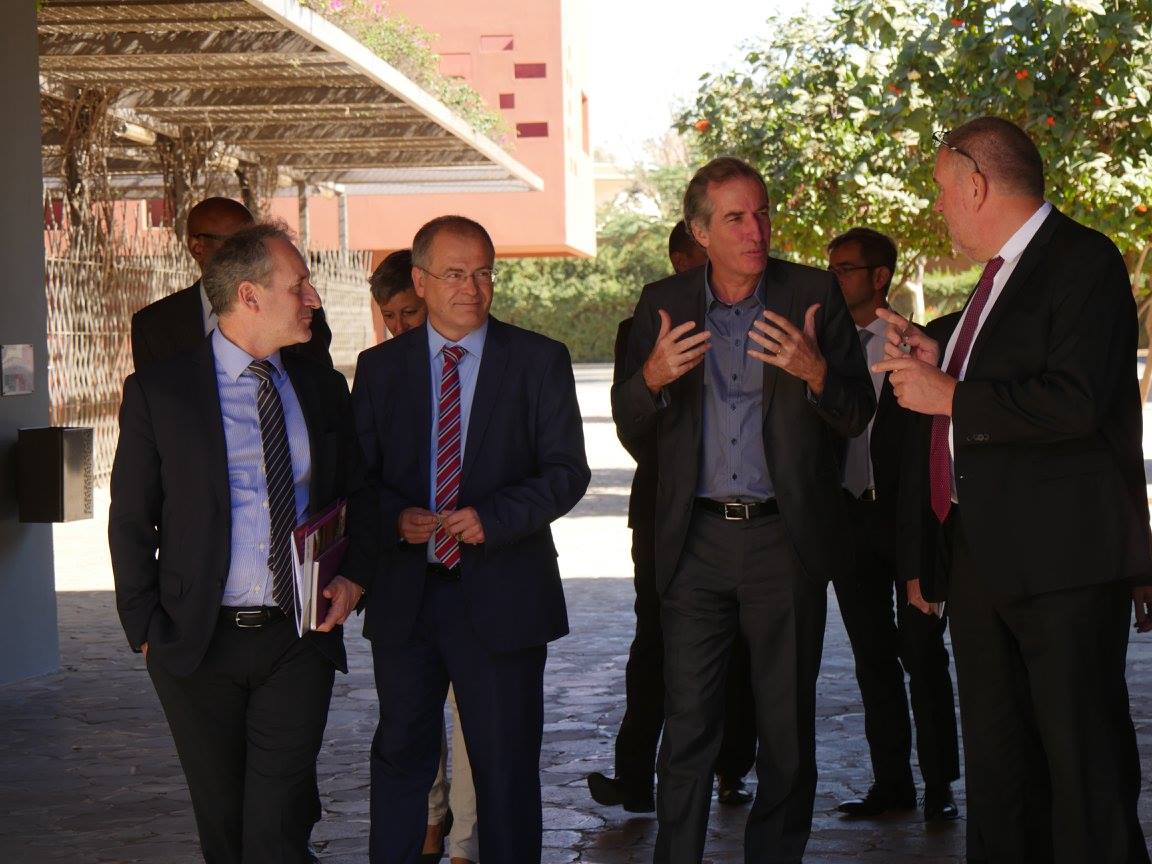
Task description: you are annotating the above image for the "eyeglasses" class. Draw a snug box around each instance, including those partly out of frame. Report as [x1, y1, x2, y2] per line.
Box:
[415, 266, 498, 288]
[933, 130, 984, 177]
[828, 263, 874, 278]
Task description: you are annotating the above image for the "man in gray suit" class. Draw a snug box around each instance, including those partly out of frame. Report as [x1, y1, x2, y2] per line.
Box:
[612, 156, 874, 863]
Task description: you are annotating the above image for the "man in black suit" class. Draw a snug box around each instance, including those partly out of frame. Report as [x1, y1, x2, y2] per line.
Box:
[131, 196, 332, 370]
[826, 227, 960, 823]
[588, 219, 757, 813]
[343, 215, 590, 863]
[875, 116, 1152, 863]
[109, 223, 363, 863]
[613, 157, 875, 862]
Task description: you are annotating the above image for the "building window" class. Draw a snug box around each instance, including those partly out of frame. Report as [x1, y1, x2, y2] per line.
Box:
[516, 122, 549, 138]
[146, 198, 171, 228]
[514, 63, 546, 79]
[440, 53, 472, 79]
[499, 93, 515, 109]
[480, 34, 514, 52]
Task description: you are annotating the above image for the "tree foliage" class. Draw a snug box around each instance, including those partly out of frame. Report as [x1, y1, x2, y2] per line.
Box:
[492, 159, 694, 361]
[678, 0, 1152, 292]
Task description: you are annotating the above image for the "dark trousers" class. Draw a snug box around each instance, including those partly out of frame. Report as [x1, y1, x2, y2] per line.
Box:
[946, 509, 1148, 864]
[614, 520, 756, 794]
[368, 572, 547, 864]
[147, 617, 336, 864]
[654, 509, 826, 864]
[831, 496, 959, 794]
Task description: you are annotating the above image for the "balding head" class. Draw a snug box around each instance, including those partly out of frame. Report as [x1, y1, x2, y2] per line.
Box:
[939, 117, 1044, 199]
[185, 197, 255, 274]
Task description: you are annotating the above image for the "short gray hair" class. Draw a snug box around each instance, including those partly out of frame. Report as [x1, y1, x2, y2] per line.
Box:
[202, 222, 294, 314]
[411, 215, 494, 270]
[683, 157, 769, 233]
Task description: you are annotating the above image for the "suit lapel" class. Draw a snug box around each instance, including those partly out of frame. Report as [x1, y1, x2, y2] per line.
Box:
[968, 208, 1061, 366]
[760, 259, 796, 420]
[283, 355, 322, 507]
[408, 327, 434, 506]
[192, 337, 230, 514]
[461, 318, 509, 488]
[684, 273, 708, 451]
[175, 282, 209, 344]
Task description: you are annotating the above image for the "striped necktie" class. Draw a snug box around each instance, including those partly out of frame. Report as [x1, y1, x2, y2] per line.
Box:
[248, 359, 298, 618]
[433, 345, 467, 568]
[928, 256, 1004, 523]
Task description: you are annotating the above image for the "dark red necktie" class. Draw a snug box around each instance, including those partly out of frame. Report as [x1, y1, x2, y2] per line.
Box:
[433, 345, 466, 568]
[928, 256, 1004, 523]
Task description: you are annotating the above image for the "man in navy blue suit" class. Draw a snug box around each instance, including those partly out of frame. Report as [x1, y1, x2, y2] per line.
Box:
[344, 215, 591, 863]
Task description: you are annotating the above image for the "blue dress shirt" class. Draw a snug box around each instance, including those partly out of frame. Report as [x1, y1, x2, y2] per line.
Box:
[427, 319, 488, 562]
[695, 266, 774, 501]
[213, 329, 312, 607]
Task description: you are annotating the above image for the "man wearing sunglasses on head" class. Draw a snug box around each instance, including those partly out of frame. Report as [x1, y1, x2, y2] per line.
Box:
[874, 117, 1152, 863]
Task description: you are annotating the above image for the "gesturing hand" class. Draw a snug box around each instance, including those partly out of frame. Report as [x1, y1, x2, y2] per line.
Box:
[642, 309, 711, 395]
[747, 304, 828, 396]
[875, 308, 940, 366]
[871, 355, 956, 416]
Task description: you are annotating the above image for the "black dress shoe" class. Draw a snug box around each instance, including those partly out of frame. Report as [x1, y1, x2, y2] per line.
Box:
[586, 771, 655, 812]
[837, 784, 917, 817]
[716, 775, 754, 806]
[923, 784, 960, 822]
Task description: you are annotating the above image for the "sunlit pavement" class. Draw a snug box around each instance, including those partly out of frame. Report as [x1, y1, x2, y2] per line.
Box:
[4, 363, 1151, 862]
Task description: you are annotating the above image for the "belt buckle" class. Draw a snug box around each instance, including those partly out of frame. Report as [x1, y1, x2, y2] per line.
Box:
[723, 502, 749, 521]
[234, 610, 264, 629]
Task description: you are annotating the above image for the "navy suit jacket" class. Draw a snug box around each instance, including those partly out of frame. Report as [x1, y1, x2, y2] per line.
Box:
[109, 337, 352, 676]
[345, 317, 591, 653]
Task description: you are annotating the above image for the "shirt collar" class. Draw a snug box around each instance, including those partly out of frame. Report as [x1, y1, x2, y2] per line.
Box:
[996, 201, 1052, 266]
[427, 317, 489, 362]
[703, 260, 766, 309]
[212, 327, 285, 383]
[859, 315, 888, 339]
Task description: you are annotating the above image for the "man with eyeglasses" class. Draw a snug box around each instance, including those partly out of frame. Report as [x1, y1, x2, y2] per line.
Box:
[344, 215, 590, 862]
[874, 116, 1152, 862]
[826, 227, 960, 824]
[131, 196, 332, 370]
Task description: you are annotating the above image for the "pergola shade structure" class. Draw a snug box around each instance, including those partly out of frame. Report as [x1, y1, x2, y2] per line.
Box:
[38, 0, 544, 198]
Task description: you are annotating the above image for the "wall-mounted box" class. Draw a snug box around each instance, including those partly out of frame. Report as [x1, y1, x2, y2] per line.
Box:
[17, 427, 93, 522]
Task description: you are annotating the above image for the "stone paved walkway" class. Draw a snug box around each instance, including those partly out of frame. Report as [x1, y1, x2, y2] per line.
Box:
[4, 365, 1152, 862]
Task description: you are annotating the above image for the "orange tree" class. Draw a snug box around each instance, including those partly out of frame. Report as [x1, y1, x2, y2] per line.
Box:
[679, 0, 1152, 308]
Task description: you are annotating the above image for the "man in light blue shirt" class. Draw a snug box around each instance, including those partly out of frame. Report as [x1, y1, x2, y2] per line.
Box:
[110, 222, 362, 864]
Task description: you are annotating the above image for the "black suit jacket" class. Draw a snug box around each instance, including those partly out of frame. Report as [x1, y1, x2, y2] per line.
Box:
[131, 282, 334, 370]
[344, 317, 591, 653]
[613, 318, 656, 529]
[611, 260, 876, 592]
[899, 208, 1152, 600]
[109, 338, 352, 676]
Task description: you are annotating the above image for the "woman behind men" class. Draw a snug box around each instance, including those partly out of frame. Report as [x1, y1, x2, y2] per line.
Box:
[369, 250, 477, 864]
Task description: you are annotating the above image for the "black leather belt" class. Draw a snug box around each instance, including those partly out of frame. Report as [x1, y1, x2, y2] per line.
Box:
[219, 606, 285, 629]
[427, 563, 461, 581]
[695, 498, 779, 520]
